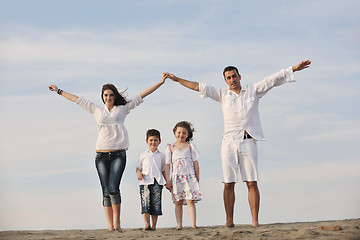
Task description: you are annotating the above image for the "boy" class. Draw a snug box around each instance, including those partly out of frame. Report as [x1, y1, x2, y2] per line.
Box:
[136, 129, 166, 230]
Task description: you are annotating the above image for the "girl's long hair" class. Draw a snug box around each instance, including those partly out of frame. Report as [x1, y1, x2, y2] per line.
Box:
[173, 121, 195, 142]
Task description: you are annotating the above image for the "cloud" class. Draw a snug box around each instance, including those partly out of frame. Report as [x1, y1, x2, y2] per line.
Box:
[1, 0, 360, 231]
[282, 113, 360, 142]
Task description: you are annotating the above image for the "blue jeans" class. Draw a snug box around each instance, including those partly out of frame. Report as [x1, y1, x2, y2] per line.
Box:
[95, 150, 126, 207]
[139, 179, 163, 215]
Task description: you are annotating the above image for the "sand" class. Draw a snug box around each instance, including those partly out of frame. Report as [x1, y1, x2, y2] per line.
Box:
[1, 219, 359, 240]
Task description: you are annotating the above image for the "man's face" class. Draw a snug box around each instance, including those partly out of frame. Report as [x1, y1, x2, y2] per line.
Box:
[224, 70, 241, 92]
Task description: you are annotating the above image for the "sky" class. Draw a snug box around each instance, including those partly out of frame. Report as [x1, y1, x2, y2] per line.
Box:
[0, 0, 359, 231]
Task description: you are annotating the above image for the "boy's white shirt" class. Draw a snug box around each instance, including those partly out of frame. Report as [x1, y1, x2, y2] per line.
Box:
[136, 149, 166, 185]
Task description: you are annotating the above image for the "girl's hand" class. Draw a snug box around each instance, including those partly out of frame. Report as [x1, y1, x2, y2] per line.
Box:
[165, 181, 172, 192]
[49, 84, 59, 92]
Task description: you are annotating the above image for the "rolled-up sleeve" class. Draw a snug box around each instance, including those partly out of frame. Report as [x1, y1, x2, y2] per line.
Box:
[254, 67, 295, 97]
[76, 97, 97, 114]
[125, 94, 144, 114]
[136, 154, 143, 170]
[199, 83, 221, 102]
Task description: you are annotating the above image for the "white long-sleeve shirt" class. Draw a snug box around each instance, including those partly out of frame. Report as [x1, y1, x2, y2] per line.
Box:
[76, 94, 144, 150]
[136, 149, 166, 185]
[199, 67, 295, 141]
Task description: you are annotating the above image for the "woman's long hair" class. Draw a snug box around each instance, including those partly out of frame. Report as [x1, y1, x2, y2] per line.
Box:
[101, 84, 128, 106]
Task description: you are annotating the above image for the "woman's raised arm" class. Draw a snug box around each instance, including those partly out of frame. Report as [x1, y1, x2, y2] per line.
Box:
[49, 85, 79, 102]
[139, 74, 166, 99]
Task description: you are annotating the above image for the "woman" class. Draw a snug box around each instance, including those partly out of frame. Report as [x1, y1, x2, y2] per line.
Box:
[49, 74, 166, 231]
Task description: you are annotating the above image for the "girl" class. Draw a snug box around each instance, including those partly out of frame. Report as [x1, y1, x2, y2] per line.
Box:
[165, 121, 202, 229]
[48, 74, 166, 232]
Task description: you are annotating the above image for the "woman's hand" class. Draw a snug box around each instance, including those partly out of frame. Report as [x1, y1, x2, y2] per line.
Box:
[49, 84, 59, 92]
[163, 72, 177, 81]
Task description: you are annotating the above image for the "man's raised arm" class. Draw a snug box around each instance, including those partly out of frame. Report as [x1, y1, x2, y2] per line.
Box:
[292, 60, 311, 72]
[163, 72, 199, 92]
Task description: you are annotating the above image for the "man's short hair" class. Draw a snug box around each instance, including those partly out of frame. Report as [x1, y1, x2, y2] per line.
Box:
[223, 66, 240, 78]
[146, 129, 161, 141]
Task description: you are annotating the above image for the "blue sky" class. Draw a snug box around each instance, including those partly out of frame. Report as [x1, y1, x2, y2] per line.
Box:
[0, 0, 359, 230]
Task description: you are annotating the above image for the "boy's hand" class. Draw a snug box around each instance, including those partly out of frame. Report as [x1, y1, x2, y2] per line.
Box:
[137, 172, 145, 180]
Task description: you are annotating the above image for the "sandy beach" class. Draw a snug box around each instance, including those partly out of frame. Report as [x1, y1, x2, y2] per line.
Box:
[1, 218, 359, 240]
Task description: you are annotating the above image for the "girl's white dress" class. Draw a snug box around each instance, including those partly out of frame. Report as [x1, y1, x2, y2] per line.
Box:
[165, 142, 202, 205]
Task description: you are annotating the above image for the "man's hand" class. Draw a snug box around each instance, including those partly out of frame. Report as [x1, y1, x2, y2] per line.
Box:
[292, 60, 311, 72]
[163, 72, 178, 81]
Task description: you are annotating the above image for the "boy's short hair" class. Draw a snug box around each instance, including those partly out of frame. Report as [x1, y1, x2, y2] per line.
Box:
[146, 129, 161, 141]
[223, 66, 240, 78]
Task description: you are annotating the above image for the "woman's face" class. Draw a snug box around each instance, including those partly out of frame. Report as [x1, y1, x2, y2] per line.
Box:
[103, 89, 115, 106]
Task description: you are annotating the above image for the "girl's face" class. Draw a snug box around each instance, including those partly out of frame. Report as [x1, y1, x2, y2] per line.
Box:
[103, 89, 115, 106]
[175, 126, 189, 142]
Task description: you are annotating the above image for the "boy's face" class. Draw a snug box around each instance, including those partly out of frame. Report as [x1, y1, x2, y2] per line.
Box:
[146, 136, 161, 152]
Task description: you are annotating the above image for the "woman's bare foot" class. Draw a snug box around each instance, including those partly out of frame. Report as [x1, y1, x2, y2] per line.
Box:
[114, 223, 122, 232]
[252, 221, 260, 228]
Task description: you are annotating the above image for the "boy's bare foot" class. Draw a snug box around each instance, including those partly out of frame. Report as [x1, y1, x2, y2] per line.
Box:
[225, 223, 235, 228]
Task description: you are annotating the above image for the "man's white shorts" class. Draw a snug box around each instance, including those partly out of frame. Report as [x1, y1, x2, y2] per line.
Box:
[221, 138, 258, 183]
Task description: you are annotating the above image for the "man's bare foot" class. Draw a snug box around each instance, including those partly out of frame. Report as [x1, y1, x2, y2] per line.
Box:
[225, 223, 235, 228]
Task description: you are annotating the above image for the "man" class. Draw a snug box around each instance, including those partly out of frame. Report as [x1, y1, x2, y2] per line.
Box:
[164, 60, 311, 228]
